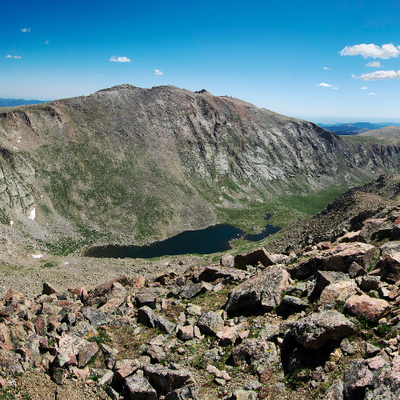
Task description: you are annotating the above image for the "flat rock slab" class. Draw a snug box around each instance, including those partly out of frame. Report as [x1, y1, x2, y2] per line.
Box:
[178, 282, 213, 299]
[345, 294, 390, 322]
[225, 265, 289, 315]
[319, 281, 358, 306]
[290, 310, 355, 350]
[198, 266, 250, 283]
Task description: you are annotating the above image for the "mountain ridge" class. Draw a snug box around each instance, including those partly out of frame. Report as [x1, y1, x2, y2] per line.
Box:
[1, 84, 400, 253]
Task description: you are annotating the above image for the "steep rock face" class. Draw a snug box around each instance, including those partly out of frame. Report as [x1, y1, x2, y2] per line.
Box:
[0, 85, 399, 249]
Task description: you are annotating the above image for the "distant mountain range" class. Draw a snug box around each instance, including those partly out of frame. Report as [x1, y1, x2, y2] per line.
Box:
[318, 122, 400, 136]
[0, 98, 49, 107]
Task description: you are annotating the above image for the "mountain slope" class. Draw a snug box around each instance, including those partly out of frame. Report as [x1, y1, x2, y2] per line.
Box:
[358, 126, 400, 143]
[0, 84, 400, 253]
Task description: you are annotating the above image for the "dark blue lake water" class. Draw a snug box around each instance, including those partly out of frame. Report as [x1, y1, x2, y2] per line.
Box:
[84, 215, 280, 259]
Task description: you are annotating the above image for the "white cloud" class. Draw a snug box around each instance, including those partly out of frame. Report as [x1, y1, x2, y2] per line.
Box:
[359, 70, 400, 81]
[351, 74, 358, 79]
[340, 43, 400, 59]
[45, 40, 49, 45]
[323, 66, 331, 70]
[361, 86, 368, 89]
[316, 82, 338, 89]
[366, 61, 381, 67]
[21, 28, 30, 33]
[5, 55, 21, 59]
[155, 69, 163, 75]
[368, 92, 376, 95]
[109, 56, 131, 63]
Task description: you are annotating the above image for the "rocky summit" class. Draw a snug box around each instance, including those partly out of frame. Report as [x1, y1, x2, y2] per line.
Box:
[1, 84, 400, 254]
[1, 178, 400, 398]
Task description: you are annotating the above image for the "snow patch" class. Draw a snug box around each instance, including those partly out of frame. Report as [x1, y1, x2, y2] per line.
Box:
[28, 206, 36, 221]
[32, 254, 43, 259]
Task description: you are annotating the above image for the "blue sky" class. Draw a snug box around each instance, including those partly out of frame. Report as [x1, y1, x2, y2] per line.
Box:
[2, 0, 400, 123]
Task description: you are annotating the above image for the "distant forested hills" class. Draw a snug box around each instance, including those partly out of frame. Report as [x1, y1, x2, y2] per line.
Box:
[318, 122, 400, 136]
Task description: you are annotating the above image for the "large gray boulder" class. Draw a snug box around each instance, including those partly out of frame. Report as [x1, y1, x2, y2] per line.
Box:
[197, 311, 224, 336]
[290, 310, 355, 350]
[225, 265, 290, 315]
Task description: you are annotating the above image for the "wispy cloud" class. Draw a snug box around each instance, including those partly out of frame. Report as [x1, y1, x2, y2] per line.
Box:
[155, 69, 163, 75]
[316, 82, 338, 89]
[323, 66, 331, 70]
[359, 70, 400, 81]
[340, 43, 400, 59]
[45, 40, 49, 45]
[368, 92, 376, 96]
[5, 55, 21, 59]
[109, 56, 131, 63]
[366, 61, 381, 68]
[361, 86, 368, 89]
[21, 28, 30, 33]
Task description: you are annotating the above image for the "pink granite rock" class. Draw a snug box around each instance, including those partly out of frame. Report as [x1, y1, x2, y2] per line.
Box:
[345, 294, 390, 322]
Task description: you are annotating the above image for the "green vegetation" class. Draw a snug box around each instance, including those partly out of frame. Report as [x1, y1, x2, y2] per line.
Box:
[87, 327, 112, 344]
[342, 135, 389, 145]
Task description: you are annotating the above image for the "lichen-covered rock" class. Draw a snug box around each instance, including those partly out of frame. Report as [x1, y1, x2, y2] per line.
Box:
[290, 310, 355, 350]
[220, 254, 235, 268]
[123, 373, 157, 400]
[225, 265, 289, 315]
[178, 282, 213, 299]
[343, 356, 389, 400]
[197, 311, 224, 336]
[144, 364, 193, 395]
[231, 338, 278, 367]
[319, 281, 358, 306]
[323, 378, 344, 400]
[164, 384, 199, 400]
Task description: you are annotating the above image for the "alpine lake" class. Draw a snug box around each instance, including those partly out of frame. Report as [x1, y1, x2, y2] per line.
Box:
[84, 214, 280, 259]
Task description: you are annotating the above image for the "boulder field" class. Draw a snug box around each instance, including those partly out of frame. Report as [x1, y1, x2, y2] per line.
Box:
[1, 207, 400, 398]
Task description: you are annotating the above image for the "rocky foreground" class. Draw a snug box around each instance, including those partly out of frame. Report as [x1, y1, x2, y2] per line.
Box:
[1, 204, 400, 398]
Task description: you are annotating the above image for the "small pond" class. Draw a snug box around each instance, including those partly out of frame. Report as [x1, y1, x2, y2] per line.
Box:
[84, 214, 281, 259]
